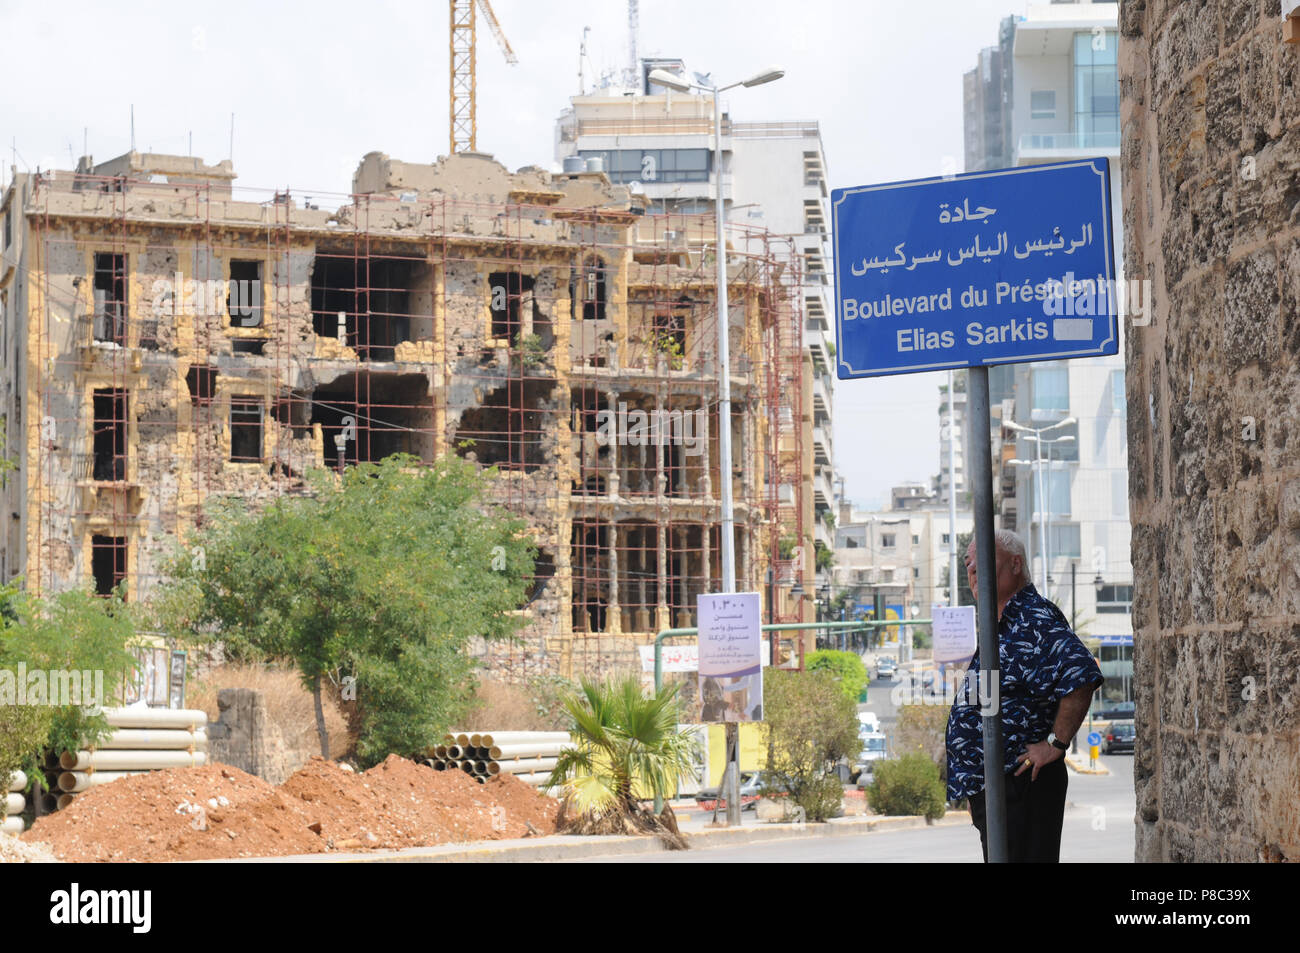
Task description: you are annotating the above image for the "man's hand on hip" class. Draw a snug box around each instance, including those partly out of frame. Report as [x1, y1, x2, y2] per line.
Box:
[1015, 741, 1063, 782]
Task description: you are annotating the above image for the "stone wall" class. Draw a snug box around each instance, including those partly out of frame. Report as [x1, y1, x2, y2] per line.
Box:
[1120, 0, 1300, 861]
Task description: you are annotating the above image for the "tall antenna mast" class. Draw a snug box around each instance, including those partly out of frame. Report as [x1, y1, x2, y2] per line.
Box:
[626, 0, 639, 91]
[579, 25, 590, 95]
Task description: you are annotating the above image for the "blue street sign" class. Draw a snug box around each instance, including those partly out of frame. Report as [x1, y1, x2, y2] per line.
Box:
[832, 159, 1119, 379]
[1087, 732, 1102, 746]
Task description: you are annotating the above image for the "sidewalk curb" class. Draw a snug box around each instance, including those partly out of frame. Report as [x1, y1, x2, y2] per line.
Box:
[1064, 753, 1110, 775]
[207, 811, 973, 863]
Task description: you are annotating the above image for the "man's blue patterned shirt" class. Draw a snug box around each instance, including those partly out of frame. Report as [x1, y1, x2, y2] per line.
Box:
[944, 584, 1104, 801]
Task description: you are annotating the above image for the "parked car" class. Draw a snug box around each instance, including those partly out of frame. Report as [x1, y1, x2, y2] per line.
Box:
[850, 730, 888, 783]
[1104, 721, 1136, 754]
[1095, 700, 1136, 721]
[876, 657, 897, 680]
[694, 771, 766, 812]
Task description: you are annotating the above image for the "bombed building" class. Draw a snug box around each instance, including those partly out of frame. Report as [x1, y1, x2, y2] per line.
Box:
[0, 149, 813, 677]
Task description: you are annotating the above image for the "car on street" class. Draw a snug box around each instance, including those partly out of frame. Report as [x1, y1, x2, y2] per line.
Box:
[1095, 700, 1136, 721]
[1104, 721, 1135, 754]
[876, 657, 897, 680]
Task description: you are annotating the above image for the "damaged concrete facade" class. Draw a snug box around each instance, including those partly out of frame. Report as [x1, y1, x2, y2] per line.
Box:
[0, 149, 810, 677]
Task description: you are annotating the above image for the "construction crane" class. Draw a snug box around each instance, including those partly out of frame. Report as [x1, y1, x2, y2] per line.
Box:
[449, 0, 518, 155]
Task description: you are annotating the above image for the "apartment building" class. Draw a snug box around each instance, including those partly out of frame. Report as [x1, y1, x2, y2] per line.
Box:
[0, 148, 808, 677]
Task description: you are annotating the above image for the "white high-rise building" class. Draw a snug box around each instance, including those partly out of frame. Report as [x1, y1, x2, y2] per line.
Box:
[963, 2, 1134, 675]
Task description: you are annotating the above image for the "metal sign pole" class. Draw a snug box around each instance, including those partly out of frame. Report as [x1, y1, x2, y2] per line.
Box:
[969, 367, 1008, 863]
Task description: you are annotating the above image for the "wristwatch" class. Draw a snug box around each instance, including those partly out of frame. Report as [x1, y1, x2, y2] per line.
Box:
[1046, 732, 1070, 751]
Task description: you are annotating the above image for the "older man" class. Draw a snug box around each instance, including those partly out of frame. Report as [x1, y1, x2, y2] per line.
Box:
[945, 530, 1103, 863]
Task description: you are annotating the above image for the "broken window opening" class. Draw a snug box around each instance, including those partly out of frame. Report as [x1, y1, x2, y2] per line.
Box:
[489, 270, 535, 341]
[570, 521, 608, 633]
[229, 397, 264, 463]
[227, 260, 263, 328]
[310, 373, 434, 466]
[92, 252, 127, 345]
[92, 388, 127, 481]
[231, 339, 266, 355]
[454, 380, 554, 472]
[523, 549, 556, 607]
[273, 391, 313, 439]
[185, 365, 217, 406]
[617, 522, 659, 631]
[574, 256, 607, 321]
[91, 534, 127, 597]
[310, 253, 431, 361]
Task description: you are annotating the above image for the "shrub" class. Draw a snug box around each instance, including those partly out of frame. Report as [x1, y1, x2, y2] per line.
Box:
[867, 752, 947, 820]
[762, 668, 859, 822]
[805, 649, 869, 704]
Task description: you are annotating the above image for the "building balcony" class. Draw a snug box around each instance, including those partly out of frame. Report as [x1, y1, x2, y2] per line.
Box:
[1016, 132, 1120, 165]
[812, 372, 833, 421]
[813, 425, 832, 465]
[813, 465, 834, 509]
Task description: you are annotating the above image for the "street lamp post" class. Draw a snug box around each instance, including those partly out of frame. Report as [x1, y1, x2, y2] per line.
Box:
[1005, 418, 1075, 591]
[647, 65, 784, 596]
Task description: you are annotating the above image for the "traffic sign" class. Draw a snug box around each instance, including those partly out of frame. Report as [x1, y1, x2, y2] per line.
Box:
[832, 159, 1119, 378]
[1087, 731, 1102, 746]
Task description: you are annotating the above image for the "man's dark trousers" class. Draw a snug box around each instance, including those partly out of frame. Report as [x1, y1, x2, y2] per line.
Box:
[967, 757, 1068, 863]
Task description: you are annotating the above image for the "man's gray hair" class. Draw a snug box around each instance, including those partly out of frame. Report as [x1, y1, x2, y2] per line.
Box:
[994, 530, 1033, 585]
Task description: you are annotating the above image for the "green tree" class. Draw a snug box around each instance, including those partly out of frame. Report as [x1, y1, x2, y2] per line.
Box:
[762, 668, 859, 821]
[546, 674, 698, 843]
[166, 454, 535, 766]
[805, 649, 869, 703]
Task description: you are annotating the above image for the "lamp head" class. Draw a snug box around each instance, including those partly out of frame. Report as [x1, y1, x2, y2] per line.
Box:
[647, 68, 692, 93]
[741, 66, 785, 87]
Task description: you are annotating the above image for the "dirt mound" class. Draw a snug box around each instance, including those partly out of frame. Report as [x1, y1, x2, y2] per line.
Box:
[22, 756, 558, 863]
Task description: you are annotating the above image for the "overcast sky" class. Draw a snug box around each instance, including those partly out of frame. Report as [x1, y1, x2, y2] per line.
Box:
[1, 0, 1031, 509]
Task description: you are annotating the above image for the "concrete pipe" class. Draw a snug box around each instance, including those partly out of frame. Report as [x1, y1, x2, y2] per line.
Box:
[102, 707, 207, 730]
[486, 762, 501, 776]
[98, 728, 207, 751]
[1, 816, 23, 834]
[494, 742, 574, 760]
[454, 733, 470, 748]
[507, 771, 555, 787]
[500, 757, 559, 775]
[59, 749, 208, 772]
[5, 792, 25, 814]
[479, 731, 571, 747]
[473, 761, 488, 774]
[468, 734, 483, 748]
[434, 745, 448, 759]
[446, 746, 463, 760]
[5, 770, 26, 792]
[460, 761, 475, 774]
[56, 793, 76, 811]
[41, 792, 58, 813]
[57, 770, 145, 793]
[433, 760, 448, 771]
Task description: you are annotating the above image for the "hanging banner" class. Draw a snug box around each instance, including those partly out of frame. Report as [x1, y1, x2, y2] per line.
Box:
[697, 592, 763, 722]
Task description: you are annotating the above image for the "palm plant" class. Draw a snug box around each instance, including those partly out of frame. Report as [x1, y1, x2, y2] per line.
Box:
[546, 674, 698, 844]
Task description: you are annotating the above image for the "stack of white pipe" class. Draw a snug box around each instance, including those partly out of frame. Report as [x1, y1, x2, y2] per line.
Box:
[422, 731, 571, 787]
[2, 771, 26, 834]
[55, 707, 208, 804]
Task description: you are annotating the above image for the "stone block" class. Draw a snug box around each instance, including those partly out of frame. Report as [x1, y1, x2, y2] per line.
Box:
[1266, 622, 1300, 731]
[1241, 31, 1280, 147]
[1157, 75, 1209, 198]
[1158, 730, 1208, 830]
[1222, 248, 1280, 370]
[1152, 0, 1220, 110]
[1135, 817, 1162, 862]
[1222, 626, 1271, 733]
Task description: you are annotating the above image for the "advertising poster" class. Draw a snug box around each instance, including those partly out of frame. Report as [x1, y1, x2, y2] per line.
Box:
[697, 592, 763, 722]
[931, 604, 977, 663]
